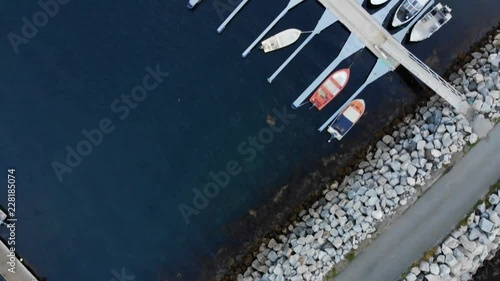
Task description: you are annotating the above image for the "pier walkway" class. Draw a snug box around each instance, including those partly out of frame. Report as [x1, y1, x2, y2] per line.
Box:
[317, 0, 471, 115]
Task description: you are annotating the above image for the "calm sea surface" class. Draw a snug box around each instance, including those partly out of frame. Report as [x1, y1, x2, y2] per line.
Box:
[0, 0, 498, 280]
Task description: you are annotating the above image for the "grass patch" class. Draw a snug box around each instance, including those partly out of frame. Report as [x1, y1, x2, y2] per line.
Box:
[346, 252, 356, 262]
[468, 138, 481, 150]
[325, 268, 337, 281]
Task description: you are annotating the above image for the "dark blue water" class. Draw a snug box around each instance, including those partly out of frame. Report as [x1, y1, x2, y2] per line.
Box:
[0, 0, 497, 280]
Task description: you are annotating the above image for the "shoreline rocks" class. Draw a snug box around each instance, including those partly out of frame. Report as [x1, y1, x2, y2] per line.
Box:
[237, 30, 500, 281]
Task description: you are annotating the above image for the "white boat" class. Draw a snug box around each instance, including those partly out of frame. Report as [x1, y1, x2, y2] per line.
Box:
[370, 0, 389, 5]
[187, 0, 202, 9]
[392, 0, 430, 27]
[260, 29, 302, 53]
[410, 3, 452, 42]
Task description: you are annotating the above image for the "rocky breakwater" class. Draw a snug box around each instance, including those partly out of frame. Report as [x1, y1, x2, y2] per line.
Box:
[237, 31, 500, 281]
[402, 190, 500, 281]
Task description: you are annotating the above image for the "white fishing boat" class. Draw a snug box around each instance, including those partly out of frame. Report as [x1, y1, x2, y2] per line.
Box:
[370, 0, 389, 5]
[392, 0, 430, 27]
[187, 0, 202, 9]
[260, 29, 302, 53]
[410, 3, 452, 42]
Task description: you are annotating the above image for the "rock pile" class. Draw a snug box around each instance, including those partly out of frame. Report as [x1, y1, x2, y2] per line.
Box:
[238, 31, 500, 281]
[450, 32, 500, 122]
[402, 191, 500, 281]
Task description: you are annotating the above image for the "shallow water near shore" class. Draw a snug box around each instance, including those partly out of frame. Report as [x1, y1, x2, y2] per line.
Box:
[0, 0, 498, 280]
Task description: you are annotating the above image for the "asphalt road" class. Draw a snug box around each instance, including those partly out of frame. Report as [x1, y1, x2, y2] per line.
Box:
[334, 124, 500, 281]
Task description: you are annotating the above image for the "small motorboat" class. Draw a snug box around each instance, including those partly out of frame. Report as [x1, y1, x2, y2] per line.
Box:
[327, 99, 365, 141]
[410, 3, 452, 42]
[260, 29, 302, 53]
[309, 68, 350, 110]
[187, 0, 202, 9]
[370, 0, 390, 5]
[392, 0, 431, 27]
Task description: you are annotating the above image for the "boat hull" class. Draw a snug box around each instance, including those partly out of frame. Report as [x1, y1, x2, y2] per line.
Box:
[328, 99, 365, 140]
[260, 29, 302, 53]
[310, 69, 350, 110]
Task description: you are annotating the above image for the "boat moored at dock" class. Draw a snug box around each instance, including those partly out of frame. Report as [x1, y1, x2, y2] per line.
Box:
[260, 29, 303, 53]
[187, 0, 202, 9]
[327, 99, 365, 141]
[410, 3, 452, 42]
[309, 68, 350, 110]
[392, 0, 431, 27]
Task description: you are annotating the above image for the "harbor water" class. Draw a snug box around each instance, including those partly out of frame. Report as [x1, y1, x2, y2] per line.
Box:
[0, 0, 498, 280]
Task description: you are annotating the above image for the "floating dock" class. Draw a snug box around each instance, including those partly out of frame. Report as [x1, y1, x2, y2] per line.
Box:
[217, 0, 251, 34]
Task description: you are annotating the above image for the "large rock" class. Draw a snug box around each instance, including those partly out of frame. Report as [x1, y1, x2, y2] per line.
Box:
[479, 217, 494, 233]
[469, 133, 478, 144]
[443, 237, 459, 249]
[372, 210, 383, 220]
[445, 254, 458, 267]
[382, 135, 394, 145]
[367, 196, 380, 206]
[489, 194, 500, 205]
[468, 227, 482, 241]
[297, 265, 308, 274]
[459, 235, 476, 253]
[429, 263, 440, 275]
[267, 251, 278, 262]
[472, 115, 493, 138]
[419, 261, 430, 273]
[405, 273, 417, 281]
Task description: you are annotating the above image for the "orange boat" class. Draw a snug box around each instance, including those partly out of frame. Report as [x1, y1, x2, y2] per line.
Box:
[309, 68, 350, 110]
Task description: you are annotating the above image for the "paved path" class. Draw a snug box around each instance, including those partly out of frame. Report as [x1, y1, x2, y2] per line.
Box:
[334, 124, 500, 281]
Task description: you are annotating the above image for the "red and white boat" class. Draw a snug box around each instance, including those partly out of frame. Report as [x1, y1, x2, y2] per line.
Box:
[309, 68, 350, 110]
